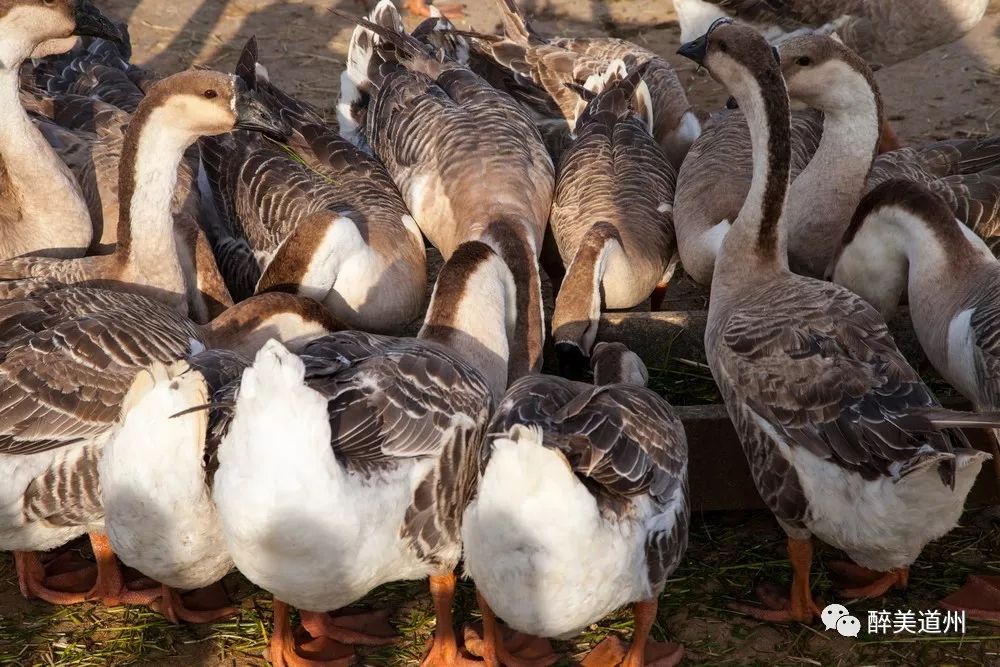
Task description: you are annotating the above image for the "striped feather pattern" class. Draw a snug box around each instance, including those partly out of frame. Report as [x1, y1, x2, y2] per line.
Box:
[300, 331, 492, 566]
[483, 373, 689, 591]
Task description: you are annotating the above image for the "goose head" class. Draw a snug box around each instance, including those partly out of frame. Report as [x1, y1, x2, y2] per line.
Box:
[677, 18, 783, 103]
[778, 35, 879, 113]
[0, 0, 121, 66]
[591, 342, 649, 387]
[136, 69, 290, 144]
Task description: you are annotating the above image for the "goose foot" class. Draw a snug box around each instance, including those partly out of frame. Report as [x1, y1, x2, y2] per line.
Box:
[300, 607, 397, 646]
[269, 600, 356, 667]
[464, 593, 558, 667]
[940, 575, 1000, 622]
[580, 636, 684, 667]
[420, 573, 482, 666]
[404, 0, 466, 20]
[829, 562, 908, 600]
[151, 582, 237, 624]
[16, 534, 161, 607]
[727, 537, 823, 624]
[580, 599, 683, 667]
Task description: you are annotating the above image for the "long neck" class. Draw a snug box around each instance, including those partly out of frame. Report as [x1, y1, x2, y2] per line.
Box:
[834, 206, 995, 319]
[419, 250, 517, 403]
[114, 104, 189, 295]
[785, 69, 881, 276]
[0, 66, 90, 243]
[202, 293, 339, 356]
[714, 66, 792, 289]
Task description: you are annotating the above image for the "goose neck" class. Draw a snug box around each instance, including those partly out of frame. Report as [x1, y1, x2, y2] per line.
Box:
[115, 104, 189, 293]
[419, 240, 518, 402]
[713, 64, 792, 287]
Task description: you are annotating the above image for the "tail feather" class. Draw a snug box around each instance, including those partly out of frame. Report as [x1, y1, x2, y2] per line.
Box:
[903, 407, 1000, 430]
[573, 60, 654, 133]
[494, 0, 536, 44]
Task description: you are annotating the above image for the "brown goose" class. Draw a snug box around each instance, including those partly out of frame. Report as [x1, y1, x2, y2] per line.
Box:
[0, 285, 339, 617]
[338, 2, 554, 382]
[452, 0, 700, 168]
[200, 37, 427, 333]
[0, 0, 120, 259]
[549, 62, 678, 376]
[673, 0, 990, 68]
[681, 19, 997, 622]
[463, 342, 689, 667]
[675, 34, 1000, 284]
[0, 69, 287, 322]
[828, 181, 1000, 620]
[213, 241, 513, 667]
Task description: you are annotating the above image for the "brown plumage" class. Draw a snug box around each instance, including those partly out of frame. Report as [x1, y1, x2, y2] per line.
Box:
[199, 38, 425, 334]
[549, 64, 678, 373]
[338, 4, 554, 380]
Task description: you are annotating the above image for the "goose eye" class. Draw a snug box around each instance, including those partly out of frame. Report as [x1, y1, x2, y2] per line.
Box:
[203, 89, 218, 99]
[796, 56, 813, 67]
[717, 41, 728, 53]
[42, 0, 56, 5]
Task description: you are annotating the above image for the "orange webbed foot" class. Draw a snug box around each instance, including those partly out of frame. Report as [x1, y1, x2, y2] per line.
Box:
[270, 599, 358, 667]
[580, 635, 684, 667]
[940, 575, 1000, 622]
[404, 0, 466, 20]
[727, 581, 823, 624]
[151, 582, 237, 624]
[300, 607, 398, 646]
[463, 621, 558, 667]
[828, 561, 908, 600]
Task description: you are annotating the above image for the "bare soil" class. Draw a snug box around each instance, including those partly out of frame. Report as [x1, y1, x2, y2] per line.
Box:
[2, 1, 1000, 666]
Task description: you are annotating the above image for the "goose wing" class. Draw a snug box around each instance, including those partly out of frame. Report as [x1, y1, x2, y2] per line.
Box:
[302, 331, 492, 560]
[489, 374, 688, 589]
[0, 289, 202, 455]
[711, 278, 963, 523]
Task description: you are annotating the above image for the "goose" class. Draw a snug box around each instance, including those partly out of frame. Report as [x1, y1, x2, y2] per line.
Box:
[199, 37, 427, 333]
[674, 33, 1000, 284]
[448, 0, 700, 168]
[0, 69, 288, 322]
[672, 0, 990, 151]
[338, 2, 553, 381]
[462, 342, 688, 667]
[98, 350, 249, 624]
[678, 19, 997, 621]
[673, 0, 990, 68]
[0, 0, 121, 259]
[0, 285, 339, 617]
[549, 62, 678, 376]
[213, 240, 513, 667]
[828, 179, 1000, 620]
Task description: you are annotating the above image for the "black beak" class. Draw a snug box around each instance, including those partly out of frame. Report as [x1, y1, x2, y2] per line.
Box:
[677, 33, 709, 66]
[234, 79, 290, 140]
[73, 0, 123, 44]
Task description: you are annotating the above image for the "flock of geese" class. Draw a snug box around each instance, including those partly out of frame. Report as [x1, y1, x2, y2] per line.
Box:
[1, 0, 1000, 665]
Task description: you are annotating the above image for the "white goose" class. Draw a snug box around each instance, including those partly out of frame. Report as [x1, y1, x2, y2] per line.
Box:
[214, 240, 515, 666]
[0, 0, 121, 259]
[679, 19, 997, 622]
[0, 285, 337, 618]
[463, 342, 689, 667]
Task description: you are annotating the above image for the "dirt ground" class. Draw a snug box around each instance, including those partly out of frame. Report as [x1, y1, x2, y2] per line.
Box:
[2, 1, 1000, 666]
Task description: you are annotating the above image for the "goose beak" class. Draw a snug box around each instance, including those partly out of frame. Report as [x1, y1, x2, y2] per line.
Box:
[234, 85, 290, 140]
[677, 33, 709, 66]
[73, 1, 123, 44]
